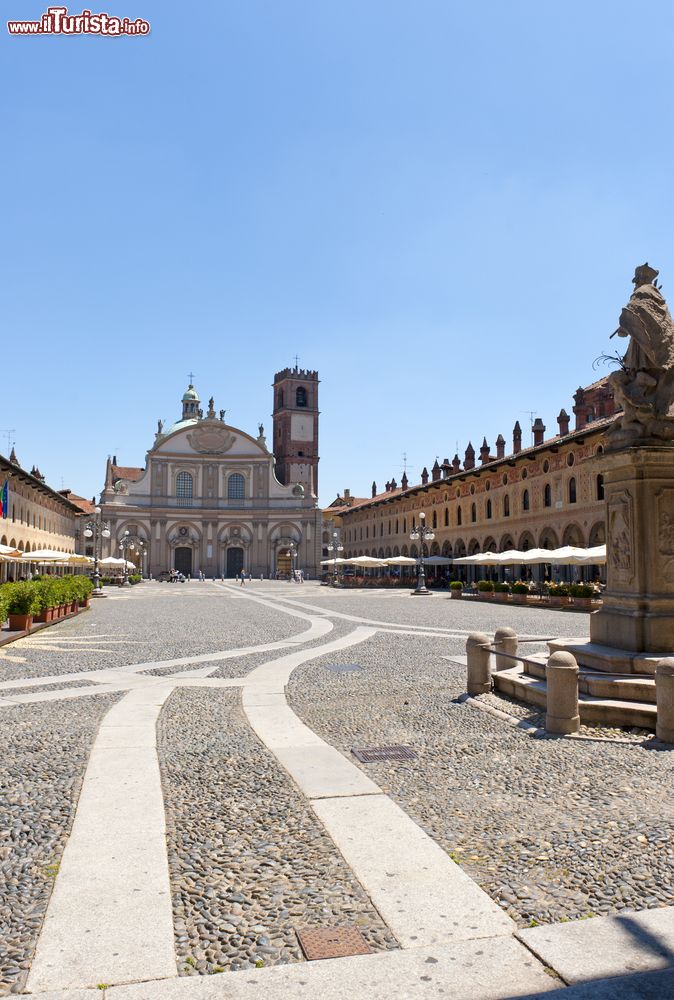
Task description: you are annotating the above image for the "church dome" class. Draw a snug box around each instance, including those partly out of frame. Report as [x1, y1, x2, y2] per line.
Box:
[182, 384, 200, 402]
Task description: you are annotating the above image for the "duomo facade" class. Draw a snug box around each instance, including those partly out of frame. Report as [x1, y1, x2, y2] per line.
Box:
[99, 367, 321, 578]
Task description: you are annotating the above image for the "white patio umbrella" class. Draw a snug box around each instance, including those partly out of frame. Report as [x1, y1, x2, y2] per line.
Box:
[345, 556, 389, 568]
[99, 556, 127, 567]
[570, 544, 606, 565]
[452, 551, 500, 566]
[320, 557, 348, 565]
[422, 556, 453, 566]
[0, 543, 21, 557]
[385, 556, 417, 566]
[23, 549, 72, 561]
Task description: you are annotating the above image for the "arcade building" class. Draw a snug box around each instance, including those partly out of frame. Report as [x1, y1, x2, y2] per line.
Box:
[98, 367, 321, 579]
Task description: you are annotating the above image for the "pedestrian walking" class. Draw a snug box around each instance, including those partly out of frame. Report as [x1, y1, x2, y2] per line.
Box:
[240, 571, 246, 586]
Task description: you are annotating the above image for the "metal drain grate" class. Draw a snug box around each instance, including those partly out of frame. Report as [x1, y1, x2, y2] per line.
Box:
[351, 744, 417, 763]
[296, 926, 372, 961]
[325, 662, 364, 673]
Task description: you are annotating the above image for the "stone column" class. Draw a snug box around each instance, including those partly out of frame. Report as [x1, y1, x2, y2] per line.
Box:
[591, 446, 674, 653]
[466, 633, 491, 694]
[546, 651, 580, 734]
[493, 627, 518, 671]
[656, 657, 674, 743]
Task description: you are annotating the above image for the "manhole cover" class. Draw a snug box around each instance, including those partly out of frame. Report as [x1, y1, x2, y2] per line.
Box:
[296, 926, 372, 961]
[351, 744, 417, 763]
[325, 663, 363, 673]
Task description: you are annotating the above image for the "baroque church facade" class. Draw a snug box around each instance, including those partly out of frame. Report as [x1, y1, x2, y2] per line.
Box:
[98, 367, 321, 578]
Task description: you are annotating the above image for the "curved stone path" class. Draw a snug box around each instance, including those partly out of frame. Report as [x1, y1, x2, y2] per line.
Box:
[0, 582, 671, 999]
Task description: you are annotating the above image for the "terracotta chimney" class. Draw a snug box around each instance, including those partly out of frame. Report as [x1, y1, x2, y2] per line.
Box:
[371, 481, 377, 498]
[343, 488, 351, 501]
[532, 418, 545, 447]
[513, 422, 522, 455]
[431, 459, 441, 482]
[479, 438, 490, 465]
[557, 408, 570, 436]
[464, 442, 475, 471]
[442, 458, 451, 478]
[496, 434, 506, 460]
[421, 467, 429, 485]
[399, 474, 406, 490]
[452, 454, 461, 473]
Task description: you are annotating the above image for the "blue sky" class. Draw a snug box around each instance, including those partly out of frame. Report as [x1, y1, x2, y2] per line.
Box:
[4, 0, 674, 504]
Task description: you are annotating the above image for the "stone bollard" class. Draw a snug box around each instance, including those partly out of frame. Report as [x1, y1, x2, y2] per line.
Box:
[656, 658, 674, 743]
[466, 632, 491, 695]
[494, 626, 518, 671]
[545, 651, 580, 734]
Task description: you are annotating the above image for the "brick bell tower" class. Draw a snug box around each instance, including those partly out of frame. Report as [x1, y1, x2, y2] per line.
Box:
[272, 365, 320, 495]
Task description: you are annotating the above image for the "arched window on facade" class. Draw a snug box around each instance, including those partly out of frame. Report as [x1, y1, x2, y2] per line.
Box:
[228, 473, 245, 499]
[457, 506, 462, 526]
[471, 502, 476, 523]
[596, 474, 604, 501]
[569, 477, 577, 504]
[544, 483, 551, 508]
[444, 507, 449, 527]
[395, 519, 399, 534]
[522, 489, 530, 511]
[176, 471, 193, 507]
[486, 499, 492, 520]
[503, 494, 510, 517]
[403, 517, 407, 533]
[296, 386, 307, 407]
[432, 509, 437, 528]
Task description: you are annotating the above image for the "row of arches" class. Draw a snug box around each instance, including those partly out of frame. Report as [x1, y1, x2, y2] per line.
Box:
[0, 536, 75, 554]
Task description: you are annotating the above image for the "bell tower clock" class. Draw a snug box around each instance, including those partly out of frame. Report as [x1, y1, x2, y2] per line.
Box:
[272, 365, 320, 495]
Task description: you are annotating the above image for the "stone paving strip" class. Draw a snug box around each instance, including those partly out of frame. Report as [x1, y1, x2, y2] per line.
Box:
[26, 685, 178, 994]
[241, 625, 515, 947]
[0, 695, 122, 999]
[158, 688, 396, 974]
[288, 632, 674, 928]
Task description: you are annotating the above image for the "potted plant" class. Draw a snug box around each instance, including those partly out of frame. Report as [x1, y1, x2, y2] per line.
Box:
[493, 581, 510, 602]
[33, 578, 58, 623]
[511, 581, 529, 604]
[477, 579, 494, 598]
[547, 582, 571, 607]
[450, 580, 463, 599]
[5, 582, 39, 632]
[570, 582, 594, 608]
[0, 589, 8, 629]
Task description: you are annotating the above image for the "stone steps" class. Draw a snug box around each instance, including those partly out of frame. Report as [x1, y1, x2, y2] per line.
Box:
[492, 666, 657, 730]
[519, 657, 656, 704]
[547, 639, 661, 675]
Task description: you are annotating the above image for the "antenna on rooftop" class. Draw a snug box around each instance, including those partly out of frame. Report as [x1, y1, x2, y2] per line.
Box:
[520, 410, 538, 446]
[1, 430, 15, 455]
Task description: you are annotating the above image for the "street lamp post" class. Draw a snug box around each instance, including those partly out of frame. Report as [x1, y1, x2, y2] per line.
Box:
[409, 511, 435, 596]
[289, 544, 298, 582]
[83, 506, 111, 597]
[327, 531, 344, 586]
[118, 532, 146, 585]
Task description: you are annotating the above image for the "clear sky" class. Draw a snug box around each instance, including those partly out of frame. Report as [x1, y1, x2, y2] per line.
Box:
[4, 1, 674, 504]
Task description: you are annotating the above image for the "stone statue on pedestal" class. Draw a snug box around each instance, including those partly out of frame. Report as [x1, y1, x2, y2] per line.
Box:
[608, 263, 674, 446]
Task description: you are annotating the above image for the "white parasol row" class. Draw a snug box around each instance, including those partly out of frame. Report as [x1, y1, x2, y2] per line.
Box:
[453, 545, 606, 566]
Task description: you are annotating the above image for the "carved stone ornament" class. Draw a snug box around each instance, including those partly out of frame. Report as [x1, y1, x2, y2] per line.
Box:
[607, 490, 634, 581]
[657, 488, 674, 583]
[186, 424, 236, 455]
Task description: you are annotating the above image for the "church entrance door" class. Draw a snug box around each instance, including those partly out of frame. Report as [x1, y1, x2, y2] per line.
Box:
[174, 547, 193, 576]
[226, 547, 244, 577]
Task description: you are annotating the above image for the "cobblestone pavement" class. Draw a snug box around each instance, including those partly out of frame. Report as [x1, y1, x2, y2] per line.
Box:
[287, 629, 674, 928]
[0, 695, 122, 997]
[158, 687, 397, 975]
[0, 584, 307, 681]
[1, 581, 673, 995]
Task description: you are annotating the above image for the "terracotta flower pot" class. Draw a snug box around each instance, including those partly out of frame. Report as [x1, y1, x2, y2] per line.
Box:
[8, 613, 33, 631]
[450, 590, 462, 599]
[512, 594, 527, 604]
